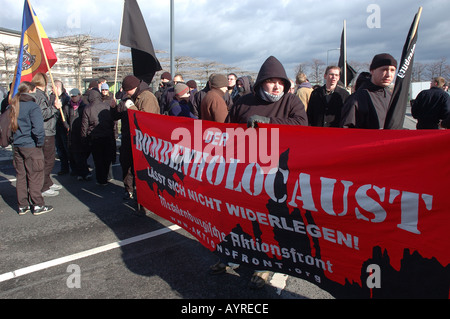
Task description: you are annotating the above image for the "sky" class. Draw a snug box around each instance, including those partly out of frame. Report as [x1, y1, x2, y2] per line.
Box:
[2, 0, 450, 79]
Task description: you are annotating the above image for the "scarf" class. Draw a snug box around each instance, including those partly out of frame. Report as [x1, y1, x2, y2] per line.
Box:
[259, 87, 284, 103]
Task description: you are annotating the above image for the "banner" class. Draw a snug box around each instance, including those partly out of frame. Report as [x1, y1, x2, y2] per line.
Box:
[385, 7, 422, 129]
[11, 0, 57, 98]
[129, 110, 450, 299]
[120, 0, 162, 84]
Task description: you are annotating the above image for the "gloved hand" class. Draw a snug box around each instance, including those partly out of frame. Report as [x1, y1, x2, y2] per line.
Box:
[247, 115, 270, 128]
[124, 99, 135, 109]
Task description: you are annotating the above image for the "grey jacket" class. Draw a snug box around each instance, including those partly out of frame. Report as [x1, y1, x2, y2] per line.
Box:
[33, 88, 58, 136]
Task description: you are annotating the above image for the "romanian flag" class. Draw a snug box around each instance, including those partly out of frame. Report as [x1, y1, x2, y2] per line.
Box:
[10, 0, 57, 98]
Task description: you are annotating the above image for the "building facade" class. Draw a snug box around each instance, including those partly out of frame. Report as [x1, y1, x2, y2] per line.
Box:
[0, 27, 93, 91]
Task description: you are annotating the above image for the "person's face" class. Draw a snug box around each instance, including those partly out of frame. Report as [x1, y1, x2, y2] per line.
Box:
[325, 68, 340, 89]
[228, 75, 236, 88]
[179, 92, 190, 101]
[173, 76, 183, 85]
[126, 87, 137, 96]
[262, 78, 285, 96]
[53, 85, 62, 96]
[71, 94, 81, 103]
[370, 66, 396, 87]
[101, 89, 109, 96]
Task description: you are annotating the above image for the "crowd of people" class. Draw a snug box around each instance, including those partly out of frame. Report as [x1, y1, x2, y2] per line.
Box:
[1, 53, 449, 287]
[2, 53, 450, 213]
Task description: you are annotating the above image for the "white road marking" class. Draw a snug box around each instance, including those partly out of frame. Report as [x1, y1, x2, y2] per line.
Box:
[0, 224, 181, 283]
[0, 178, 16, 184]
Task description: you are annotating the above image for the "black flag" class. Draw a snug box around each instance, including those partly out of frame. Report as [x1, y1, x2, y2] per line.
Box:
[384, 7, 422, 129]
[338, 21, 356, 87]
[120, 0, 162, 84]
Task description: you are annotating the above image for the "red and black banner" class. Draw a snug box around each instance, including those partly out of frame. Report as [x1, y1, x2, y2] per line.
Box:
[129, 110, 450, 299]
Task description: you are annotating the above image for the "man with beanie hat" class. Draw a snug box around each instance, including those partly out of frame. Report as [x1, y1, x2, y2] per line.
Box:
[111, 75, 159, 201]
[155, 71, 173, 107]
[165, 83, 197, 118]
[341, 53, 397, 129]
[201, 74, 230, 123]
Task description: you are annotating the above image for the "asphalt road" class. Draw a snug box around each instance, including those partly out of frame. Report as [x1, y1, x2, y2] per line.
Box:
[0, 154, 334, 303]
[0, 112, 417, 306]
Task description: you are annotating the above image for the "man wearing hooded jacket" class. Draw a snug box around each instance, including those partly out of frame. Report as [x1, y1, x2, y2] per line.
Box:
[226, 56, 308, 127]
[223, 56, 307, 289]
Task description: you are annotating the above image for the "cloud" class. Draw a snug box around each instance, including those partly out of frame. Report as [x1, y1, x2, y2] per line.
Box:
[1, 0, 449, 79]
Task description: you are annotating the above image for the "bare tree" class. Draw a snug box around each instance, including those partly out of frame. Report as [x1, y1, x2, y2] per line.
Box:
[0, 43, 16, 86]
[294, 62, 310, 79]
[174, 56, 198, 74]
[412, 62, 427, 82]
[53, 34, 115, 89]
[427, 57, 447, 79]
[309, 59, 326, 85]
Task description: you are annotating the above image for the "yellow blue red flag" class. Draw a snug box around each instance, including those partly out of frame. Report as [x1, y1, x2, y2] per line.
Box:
[11, 0, 57, 98]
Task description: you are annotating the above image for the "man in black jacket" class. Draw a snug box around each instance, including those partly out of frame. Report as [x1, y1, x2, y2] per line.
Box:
[411, 77, 450, 129]
[341, 53, 397, 129]
[307, 66, 349, 127]
[81, 89, 115, 185]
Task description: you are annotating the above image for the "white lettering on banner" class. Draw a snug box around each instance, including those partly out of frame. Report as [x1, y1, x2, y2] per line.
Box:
[135, 127, 434, 235]
[397, 44, 416, 79]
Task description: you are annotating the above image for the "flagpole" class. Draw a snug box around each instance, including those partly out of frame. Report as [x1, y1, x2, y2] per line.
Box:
[114, 0, 125, 94]
[25, 0, 66, 123]
[343, 19, 347, 89]
[170, 0, 175, 76]
[411, 7, 422, 39]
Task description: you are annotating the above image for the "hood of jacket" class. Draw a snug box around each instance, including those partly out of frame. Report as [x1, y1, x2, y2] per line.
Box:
[132, 81, 152, 101]
[254, 56, 291, 95]
[86, 88, 103, 104]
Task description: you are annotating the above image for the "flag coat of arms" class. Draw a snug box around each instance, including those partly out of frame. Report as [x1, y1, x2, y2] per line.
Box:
[11, 0, 57, 98]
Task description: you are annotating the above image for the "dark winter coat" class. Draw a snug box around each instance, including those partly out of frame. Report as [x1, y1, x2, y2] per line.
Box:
[411, 87, 450, 129]
[201, 88, 229, 123]
[67, 99, 88, 152]
[340, 81, 392, 129]
[12, 94, 45, 148]
[226, 56, 307, 125]
[81, 89, 114, 139]
[307, 85, 349, 127]
[168, 98, 197, 119]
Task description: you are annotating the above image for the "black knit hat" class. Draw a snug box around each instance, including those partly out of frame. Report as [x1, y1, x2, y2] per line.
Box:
[210, 74, 228, 89]
[122, 75, 140, 91]
[161, 72, 172, 81]
[370, 53, 398, 70]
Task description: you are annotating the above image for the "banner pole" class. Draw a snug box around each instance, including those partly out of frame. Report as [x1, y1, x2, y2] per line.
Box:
[26, 0, 66, 123]
[114, 0, 125, 94]
[411, 7, 423, 39]
[343, 19, 347, 89]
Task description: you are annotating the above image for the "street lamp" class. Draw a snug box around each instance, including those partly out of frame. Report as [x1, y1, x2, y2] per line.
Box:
[170, 0, 175, 76]
[327, 48, 340, 66]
